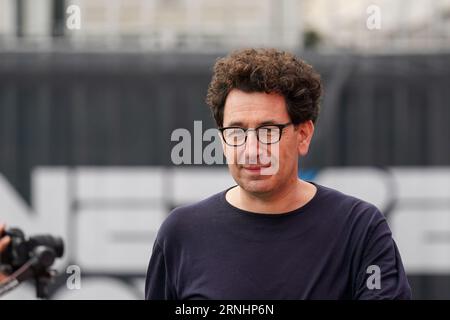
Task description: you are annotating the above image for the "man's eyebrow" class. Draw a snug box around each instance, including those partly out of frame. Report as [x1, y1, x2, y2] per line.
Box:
[224, 120, 279, 127]
[258, 120, 278, 126]
[225, 121, 244, 127]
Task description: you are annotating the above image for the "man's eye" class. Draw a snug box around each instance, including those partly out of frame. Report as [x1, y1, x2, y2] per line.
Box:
[225, 129, 243, 136]
[260, 128, 274, 136]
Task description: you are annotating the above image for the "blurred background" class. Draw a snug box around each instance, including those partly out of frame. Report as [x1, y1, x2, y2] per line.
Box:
[0, 0, 450, 299]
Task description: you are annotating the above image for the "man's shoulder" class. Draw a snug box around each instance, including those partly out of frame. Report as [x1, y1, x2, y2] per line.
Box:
[315, 182, 386, 224]
[170, 190, 225, 219]
[312, 182, 390, 247]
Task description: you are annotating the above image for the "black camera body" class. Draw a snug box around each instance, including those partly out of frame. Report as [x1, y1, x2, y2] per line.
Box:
[0, 228, 64, 273]
[0, 228, 65, 298]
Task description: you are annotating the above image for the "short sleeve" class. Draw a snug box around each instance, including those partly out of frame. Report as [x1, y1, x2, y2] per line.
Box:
[144, 240, 176, 300]
[353, 215, 412, 300]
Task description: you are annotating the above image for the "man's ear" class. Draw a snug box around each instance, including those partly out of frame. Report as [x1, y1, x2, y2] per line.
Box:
[297, 120, 315, 157]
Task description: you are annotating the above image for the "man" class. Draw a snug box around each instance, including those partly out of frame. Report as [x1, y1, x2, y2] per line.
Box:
[145, 48, 411, 299]
[0, 222, 11, 282]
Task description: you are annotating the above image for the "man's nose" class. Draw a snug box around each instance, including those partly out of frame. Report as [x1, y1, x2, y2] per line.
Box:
[244, 130, 260, 164]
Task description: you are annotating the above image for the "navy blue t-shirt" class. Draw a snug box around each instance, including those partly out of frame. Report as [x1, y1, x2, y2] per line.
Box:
[145, 182, 412, 300]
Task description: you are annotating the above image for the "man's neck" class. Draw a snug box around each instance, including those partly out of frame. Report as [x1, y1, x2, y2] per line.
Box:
[226, 178, 317, 214]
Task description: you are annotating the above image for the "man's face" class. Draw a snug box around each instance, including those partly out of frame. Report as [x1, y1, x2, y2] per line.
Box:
[222, 89, 310, 195]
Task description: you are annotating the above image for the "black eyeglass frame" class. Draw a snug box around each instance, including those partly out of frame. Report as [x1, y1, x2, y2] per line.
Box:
[218, 122, 293, 146]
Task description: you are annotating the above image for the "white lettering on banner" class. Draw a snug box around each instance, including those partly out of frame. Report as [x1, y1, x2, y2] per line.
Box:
[390, 168, 450, 274]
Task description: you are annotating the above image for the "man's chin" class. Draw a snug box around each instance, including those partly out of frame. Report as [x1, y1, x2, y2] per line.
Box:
[239, 179, 276, 195]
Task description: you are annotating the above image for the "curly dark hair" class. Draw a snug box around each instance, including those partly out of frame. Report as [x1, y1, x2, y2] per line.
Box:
[206, 48, 323, 127]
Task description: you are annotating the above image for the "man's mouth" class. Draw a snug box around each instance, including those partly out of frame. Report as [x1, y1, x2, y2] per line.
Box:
[242, 164, 271, 171]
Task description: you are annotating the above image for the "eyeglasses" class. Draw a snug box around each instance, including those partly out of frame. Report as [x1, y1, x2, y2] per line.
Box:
[219, 122, 293, 147]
